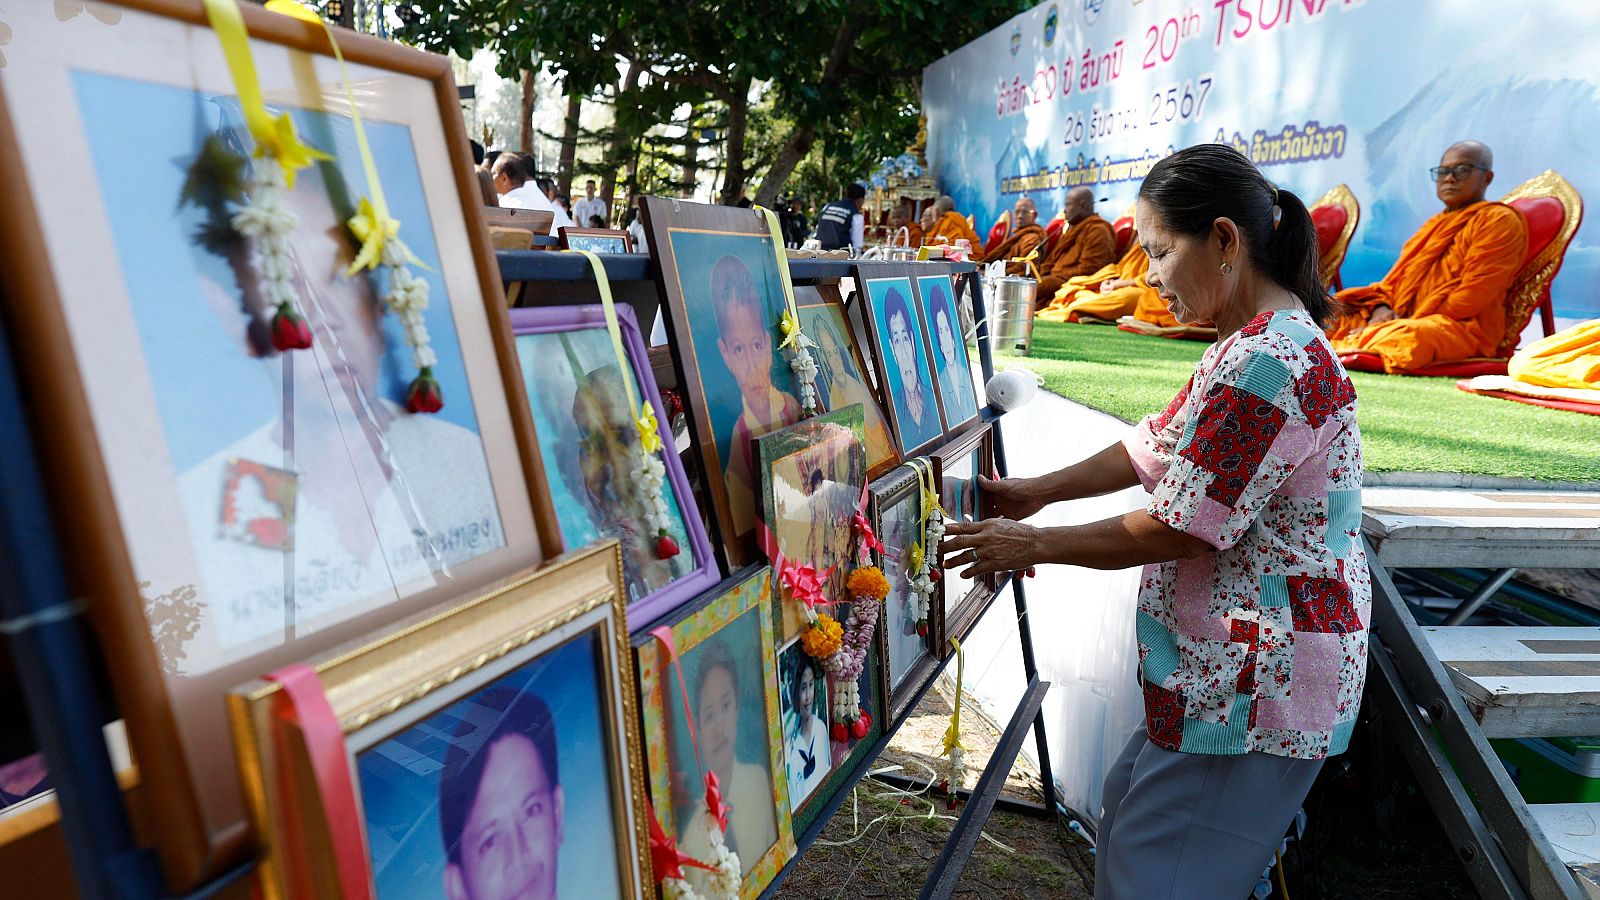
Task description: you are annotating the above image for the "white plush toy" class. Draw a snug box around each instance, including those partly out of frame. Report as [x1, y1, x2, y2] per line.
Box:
[985, 368, 1041, 412]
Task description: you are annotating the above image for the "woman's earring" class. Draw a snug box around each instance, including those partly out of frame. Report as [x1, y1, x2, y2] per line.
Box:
[1220, 261, 1234, 275]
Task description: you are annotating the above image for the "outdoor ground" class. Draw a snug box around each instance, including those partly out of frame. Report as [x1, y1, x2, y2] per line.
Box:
[995, 322, 1600, 483]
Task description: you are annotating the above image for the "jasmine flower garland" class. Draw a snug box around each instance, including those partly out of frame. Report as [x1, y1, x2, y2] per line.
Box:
[661, 820, 741, 900]
[232, 164, 312, 351]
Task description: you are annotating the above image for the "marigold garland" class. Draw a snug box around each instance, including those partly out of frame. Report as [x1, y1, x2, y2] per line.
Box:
[800, 613, 844, 658]
[846, 565, 890, 601]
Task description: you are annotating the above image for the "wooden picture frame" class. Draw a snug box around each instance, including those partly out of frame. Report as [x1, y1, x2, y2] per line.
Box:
[870, 462, 944, 721]
[639, 197, 806, 569]
[793, 284, 901, 478]
[509, 304, 719, 627]
[633, 566, 796, 899]
[929, 425, 998, 645]
[0, 2, 562, 886]
[228, 543, 649, 900]
[754, 405, 868, 647]
[853, 261, 950, 457]
[912, 270, 982, 436]
[557, 226, 634, 254]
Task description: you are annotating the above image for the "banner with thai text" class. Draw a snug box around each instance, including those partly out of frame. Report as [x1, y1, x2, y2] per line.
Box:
[923, 0, 1599, 319]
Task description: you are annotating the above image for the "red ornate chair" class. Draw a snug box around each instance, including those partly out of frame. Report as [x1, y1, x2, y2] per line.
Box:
[1113, 205, 1136, 257]
[1041, 209, 1066, 258]
[1340, 170, 1582, 377]
[1310, 184, 1359, 292]
[984, 210, 1010, 255]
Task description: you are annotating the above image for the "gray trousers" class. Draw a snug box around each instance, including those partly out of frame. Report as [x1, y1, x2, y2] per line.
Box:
[1094, 722, 1324, 900]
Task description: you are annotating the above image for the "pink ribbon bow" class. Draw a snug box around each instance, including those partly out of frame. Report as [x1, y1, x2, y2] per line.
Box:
[853, 509, 884, 555]
[779, 557, 833, 611]
[648, 803, 715, 883]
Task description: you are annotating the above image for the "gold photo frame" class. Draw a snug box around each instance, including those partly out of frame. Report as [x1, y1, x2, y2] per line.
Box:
[228, 542, 651, 899]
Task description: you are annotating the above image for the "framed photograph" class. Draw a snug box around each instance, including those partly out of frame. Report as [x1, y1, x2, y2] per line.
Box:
[930, 426, 998, 644]
[229, 543, 647, 900]
[870, 463, 943, 720]
[639, 198, 805, 568]
[793, 285, 900, 478]
[797, 597, 885, 836]
[557, 226, 634, 254]
[914, 272, 982, 435]
[509, 304, 718, 625]
[854, 262, 948, 457]
[755, 406, 868, 645]
[777, 638, 832, 813]
[633, 567, 795, 899]
[0, 3, 563, 885]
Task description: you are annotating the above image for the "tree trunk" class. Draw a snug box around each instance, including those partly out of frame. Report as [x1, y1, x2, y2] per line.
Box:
[717, 77, 751, 206]
[753, 121, 816, 208]
[753, 23, 857, 208]
[518, 69, 536, 154]
[557, 91, 581, 199]
[599, 62, 643, 226]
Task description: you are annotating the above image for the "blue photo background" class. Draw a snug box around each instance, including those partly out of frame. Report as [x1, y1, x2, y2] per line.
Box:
[357, 632, 623, 900]
[667, 229, 794, 477]
[865, 277, 943, 451]
[71, 71, 480, 474]
[916, 275, 979, 426]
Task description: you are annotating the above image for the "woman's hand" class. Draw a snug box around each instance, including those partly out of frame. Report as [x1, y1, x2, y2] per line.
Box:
[940, 518, 1042, 579]
[979, 475, 1048, 521]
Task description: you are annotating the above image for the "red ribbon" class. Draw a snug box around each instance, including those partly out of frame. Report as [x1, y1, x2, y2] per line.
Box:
[648, 799, 716, 882]
[648, 627, 731, 880]
[263, 664, 373, 900]
[757, 520, 835, 611]
[851, 481, 883, 557]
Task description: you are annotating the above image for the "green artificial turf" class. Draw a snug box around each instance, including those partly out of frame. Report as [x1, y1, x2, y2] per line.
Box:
[996, 321, 1600, 483]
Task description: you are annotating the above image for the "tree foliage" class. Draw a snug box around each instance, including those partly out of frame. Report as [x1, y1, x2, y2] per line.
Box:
[390, 0, 1032, 204]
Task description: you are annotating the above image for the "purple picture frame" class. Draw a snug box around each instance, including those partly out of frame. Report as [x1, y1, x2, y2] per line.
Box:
[510, 304, 719, 628]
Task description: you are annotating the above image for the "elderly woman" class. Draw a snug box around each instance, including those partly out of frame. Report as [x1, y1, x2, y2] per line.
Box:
[941, 144, 1367, 899]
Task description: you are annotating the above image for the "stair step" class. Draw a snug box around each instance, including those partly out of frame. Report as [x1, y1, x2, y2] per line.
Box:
[1528, 804, 1600, 898]
[1423, 627, 1600, 738]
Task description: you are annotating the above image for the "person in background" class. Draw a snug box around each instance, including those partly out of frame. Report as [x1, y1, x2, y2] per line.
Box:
[1034, 186, 1118, 306]
[574, 179, 608, 228]
[780, 198, 810, 247]
[888, 204, 921, 248]
[476, 167, 498, 207]
[919, 206, 939, 245]
[491, 153, 564, 235]
[586, 215, 605, 229]
[532, 175, 576, 231]
[925, 194, 983, 251]
[815, 183, 866, 253]
[622, 195, 647, 252]
[1328, 140, 1528, 373]
[982, 197, 1047, 273]
[468, 139, 485, 167]
[484, 149, 503, 170]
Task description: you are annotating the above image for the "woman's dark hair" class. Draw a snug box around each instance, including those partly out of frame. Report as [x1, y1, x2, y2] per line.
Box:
[1137, 144, 1333, 326]
[695, 638, 738, 698]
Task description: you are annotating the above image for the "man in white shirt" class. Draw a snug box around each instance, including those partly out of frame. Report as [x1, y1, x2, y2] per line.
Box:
[491, 153, 572, 234]
[573, 179, 609, 228]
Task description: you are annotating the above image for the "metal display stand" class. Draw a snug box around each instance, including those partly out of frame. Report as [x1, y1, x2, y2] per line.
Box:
[0, 252, 1056, 899]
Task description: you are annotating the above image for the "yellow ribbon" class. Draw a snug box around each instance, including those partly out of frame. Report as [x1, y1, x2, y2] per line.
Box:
[754, 205, 806, 351]
[1010, 246, 1042, 282]
[568, 250, 662, 455]
[201, 0, 330, 189]
[260, 0, 423, 276]
[941, 637, 966, 756]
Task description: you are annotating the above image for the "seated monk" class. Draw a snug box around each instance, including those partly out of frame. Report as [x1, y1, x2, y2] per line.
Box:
[983, 197, 1048, 274]
[889, 204, 923, 248]
[1036, 242, 1155, 323]
[926, 194, 983, 252]
[1329, 141, 1529, 373]
[919, 206, 939, 245]
[1034, 186, 1118, 307]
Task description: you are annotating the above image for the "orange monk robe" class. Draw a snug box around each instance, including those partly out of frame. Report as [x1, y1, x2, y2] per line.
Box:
[1508, 320, 1600, 391]
[1035, 214, 1118, 306]
[905, 222, 925, 248]
[1329, 201, 1528, 373]
[983, 223, 1048, 275]
[1036, 243, 1155, 323]
[928, 210, 983, 251]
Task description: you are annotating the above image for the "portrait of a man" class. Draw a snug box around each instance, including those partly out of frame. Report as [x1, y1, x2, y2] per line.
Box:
[865, 278, 944, 452]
